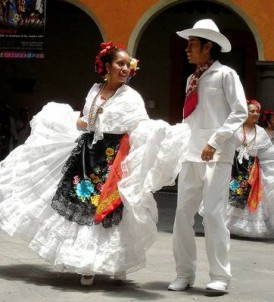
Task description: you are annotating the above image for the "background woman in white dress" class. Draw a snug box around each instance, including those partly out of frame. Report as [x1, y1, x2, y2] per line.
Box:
[226, 100, 273, 238]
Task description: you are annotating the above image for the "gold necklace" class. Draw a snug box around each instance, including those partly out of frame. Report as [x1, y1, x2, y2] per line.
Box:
[87, 84, 118, 128]
[242, 125, 256, 150]
[87, 83, 106, 128]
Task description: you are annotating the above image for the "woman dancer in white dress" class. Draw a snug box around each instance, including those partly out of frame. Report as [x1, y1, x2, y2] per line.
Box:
[0, 42, 187, 286]
[226, 100, 274, 238]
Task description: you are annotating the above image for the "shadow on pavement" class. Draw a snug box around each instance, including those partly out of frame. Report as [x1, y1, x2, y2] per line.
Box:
[0, 264, 165, 300]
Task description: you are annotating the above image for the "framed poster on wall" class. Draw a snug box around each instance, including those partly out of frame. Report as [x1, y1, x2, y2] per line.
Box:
[0, 0, 45, 58]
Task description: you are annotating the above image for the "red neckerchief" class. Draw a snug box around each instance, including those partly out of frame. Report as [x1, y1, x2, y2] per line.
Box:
[183, 60, 214, 119]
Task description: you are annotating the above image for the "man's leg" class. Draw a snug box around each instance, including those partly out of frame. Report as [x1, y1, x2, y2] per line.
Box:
[203, 162, 232, 291]
[169, 162, 203, 290]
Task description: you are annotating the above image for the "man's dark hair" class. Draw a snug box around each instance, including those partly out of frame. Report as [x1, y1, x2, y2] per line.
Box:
[198, 37, 222, 60]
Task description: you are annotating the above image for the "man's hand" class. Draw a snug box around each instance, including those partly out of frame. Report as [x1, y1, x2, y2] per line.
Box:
[201, 144, 216, 161]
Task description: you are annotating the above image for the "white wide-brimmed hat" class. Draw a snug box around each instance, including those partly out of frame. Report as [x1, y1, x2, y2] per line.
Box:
[176, 19, 231, 52]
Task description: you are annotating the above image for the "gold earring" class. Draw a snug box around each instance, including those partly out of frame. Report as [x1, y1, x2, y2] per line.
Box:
[104, 72, 110, 81]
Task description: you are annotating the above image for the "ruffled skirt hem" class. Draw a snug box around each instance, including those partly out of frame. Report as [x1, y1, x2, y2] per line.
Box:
[0, 102, 189, 274]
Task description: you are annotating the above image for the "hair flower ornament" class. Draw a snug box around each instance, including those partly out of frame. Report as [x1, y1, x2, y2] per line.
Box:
[128, 57, 140, 80]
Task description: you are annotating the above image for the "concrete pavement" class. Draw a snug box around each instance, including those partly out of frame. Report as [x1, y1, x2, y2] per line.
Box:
[1, 191, 274, 302]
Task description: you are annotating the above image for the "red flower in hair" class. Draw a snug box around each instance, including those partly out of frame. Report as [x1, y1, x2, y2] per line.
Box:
[247, 99, 261, 111]
[100, 42, 113, 49]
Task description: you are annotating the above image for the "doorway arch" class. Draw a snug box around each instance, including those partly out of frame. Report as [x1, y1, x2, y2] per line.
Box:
[62, 0, 107, 42]
[128, 0, 263, 60]
[129, 0, 259, 124]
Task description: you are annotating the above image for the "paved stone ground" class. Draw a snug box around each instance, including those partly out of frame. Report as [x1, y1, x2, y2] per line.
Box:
[1, 191, 274, 302]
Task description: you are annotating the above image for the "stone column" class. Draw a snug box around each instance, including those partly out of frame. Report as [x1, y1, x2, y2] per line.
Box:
[256, 61, 274, 109]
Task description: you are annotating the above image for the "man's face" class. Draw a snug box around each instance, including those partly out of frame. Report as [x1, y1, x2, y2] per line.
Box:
[185, 36, 211, 65]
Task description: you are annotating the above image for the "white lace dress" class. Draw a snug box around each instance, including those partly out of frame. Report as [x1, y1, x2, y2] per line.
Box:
[0, 83, 190, 276]
[226, 125, 274, 238]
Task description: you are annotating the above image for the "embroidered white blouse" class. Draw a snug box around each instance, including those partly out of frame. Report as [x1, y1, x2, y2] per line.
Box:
[80, 83, 149, 144]
[232, 124, 272, 164]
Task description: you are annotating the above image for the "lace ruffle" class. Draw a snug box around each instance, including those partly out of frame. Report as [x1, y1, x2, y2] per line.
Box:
[0, 102, 192, 274]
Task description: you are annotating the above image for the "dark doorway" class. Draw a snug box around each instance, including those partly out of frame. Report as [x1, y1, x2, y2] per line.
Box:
[134, 0, 258, 124]
[169, 27, 258, 123]
[0, 0, 102, 117]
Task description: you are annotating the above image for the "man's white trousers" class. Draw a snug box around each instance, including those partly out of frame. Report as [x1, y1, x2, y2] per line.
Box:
[173, 161, 232, 281]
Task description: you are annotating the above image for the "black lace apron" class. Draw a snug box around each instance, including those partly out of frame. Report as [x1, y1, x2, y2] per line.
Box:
[51, 132, 124, 228]
[229, 151, 255, 209]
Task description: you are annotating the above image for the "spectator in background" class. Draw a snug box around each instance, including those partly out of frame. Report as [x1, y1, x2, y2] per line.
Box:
[260, 109, 274, 143]
[16, 107, 30, 145]
[7, 105, 18, 152]
[0, 102, 11, 160]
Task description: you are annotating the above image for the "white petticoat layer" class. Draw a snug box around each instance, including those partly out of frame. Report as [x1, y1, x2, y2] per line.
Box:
[0, 102, 189, 275]
[225, 203, 272, 238]
[260, 145, 274, 231]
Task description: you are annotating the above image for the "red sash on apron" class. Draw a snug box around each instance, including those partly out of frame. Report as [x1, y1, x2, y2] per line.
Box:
[247, 157, 262, 212]
[94, 134, 130, 223]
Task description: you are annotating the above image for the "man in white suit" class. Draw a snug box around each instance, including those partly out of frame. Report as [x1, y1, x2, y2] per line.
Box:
[168, 19, 248, 294]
